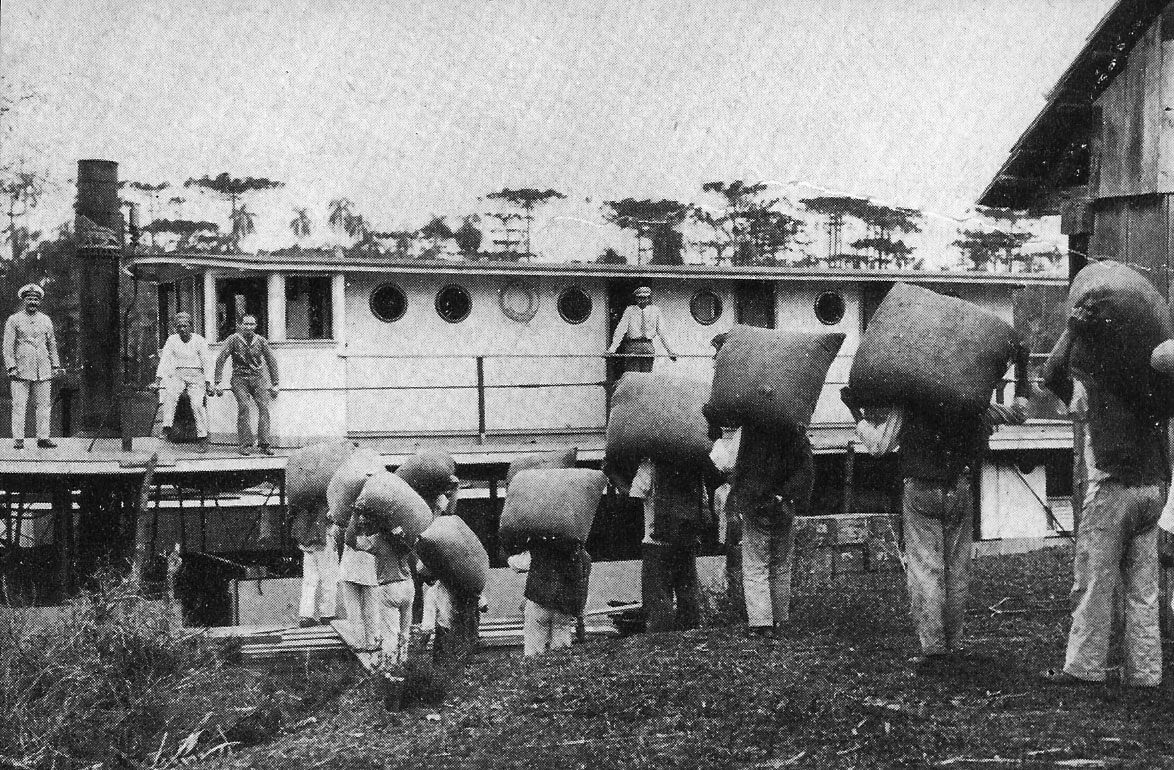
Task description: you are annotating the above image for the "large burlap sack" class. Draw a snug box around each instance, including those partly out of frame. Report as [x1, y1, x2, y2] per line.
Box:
[286, 440, 356, 510]
[395, 448, 457, 500]
[707, 325, 845, 430]
[605, 373, 712, 466]
[849, 282, 1020, 413]
[499, 468, 606, 551]
[417, 516, 490, 596]
[1068, 260, 1174, 404]
[506, 447, 578, 486]
[354, 470, 434, 543]
[327, 448, 385, 527]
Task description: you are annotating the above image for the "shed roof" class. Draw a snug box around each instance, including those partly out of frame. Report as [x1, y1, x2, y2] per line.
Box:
[127, 250, 1067, 287]
[978, 0, 1168, 210]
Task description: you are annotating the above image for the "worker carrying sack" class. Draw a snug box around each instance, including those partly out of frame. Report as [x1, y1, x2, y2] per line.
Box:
[499, 468, 606, 552]
[417, 516, 490, 597]
[327, 447, 385, 527]
[506, 447, 578, 486]
[849, 282, 1021, 413]
[1068, 260, 1174, 407]
[353, 470, 434, 543]
[395, 448, 458, 500]
[606, 373, 712, 466]
[286, 440, 356, 549]
[707, 325, 845, 431]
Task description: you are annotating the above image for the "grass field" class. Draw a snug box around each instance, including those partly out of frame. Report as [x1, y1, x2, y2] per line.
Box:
[202, 544, 1174, 769]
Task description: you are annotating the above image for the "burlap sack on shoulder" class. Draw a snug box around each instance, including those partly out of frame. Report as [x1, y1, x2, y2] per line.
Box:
[706, 325, 845, 431]
[605, 372, 712, 466]
[506, 447, 578, 487]
[327, 448, 385, 527]
[354, 470, 434, 543]
[499, 468, 606, 552]
[286, 440, 356, 510]
[417, 516, 490, 596]
[1068, 260, 1174, 406]
[849, 282, 1019, 413]
[395, 448, 457, 500]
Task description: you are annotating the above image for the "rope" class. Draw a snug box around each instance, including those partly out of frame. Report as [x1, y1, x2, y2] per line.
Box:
[1008, 464, 1074, 540]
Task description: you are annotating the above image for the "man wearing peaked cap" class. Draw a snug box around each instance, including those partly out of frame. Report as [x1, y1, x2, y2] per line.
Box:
[608, 285, 677, 373]
[4, 284, 63, 449]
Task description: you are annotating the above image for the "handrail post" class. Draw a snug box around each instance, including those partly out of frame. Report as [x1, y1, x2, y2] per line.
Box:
[476, 356, 486, 444]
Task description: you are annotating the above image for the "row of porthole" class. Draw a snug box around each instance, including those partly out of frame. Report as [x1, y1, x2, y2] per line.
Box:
[369, 282, 846, 327]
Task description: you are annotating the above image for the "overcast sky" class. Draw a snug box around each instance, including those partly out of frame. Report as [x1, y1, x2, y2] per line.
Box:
[1, 0, 1114, 264]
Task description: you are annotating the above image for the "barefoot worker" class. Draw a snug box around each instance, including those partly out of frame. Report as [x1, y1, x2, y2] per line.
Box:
[214, 314, 280, 456]
[153, 311, 213, 452]
[4, 283, 63, 449]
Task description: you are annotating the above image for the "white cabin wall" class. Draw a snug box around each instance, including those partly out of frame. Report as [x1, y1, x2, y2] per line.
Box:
[775, 283, 861, 424]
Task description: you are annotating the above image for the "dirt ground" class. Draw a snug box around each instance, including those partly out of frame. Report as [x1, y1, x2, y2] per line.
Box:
[200, 545, 1174, 769]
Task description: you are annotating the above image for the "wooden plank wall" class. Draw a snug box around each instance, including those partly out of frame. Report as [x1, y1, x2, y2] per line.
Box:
[1090, 195, 1171, 297]
[1096, 15, 1164, 198]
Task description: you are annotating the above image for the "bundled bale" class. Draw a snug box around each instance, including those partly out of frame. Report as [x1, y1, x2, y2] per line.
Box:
[395, 448, 458, 500]
[506, 447, 578, 486]
[417, 516, 490, 596]
[499, 468, 606, 552]
[286, 440, 356, 511]
[354, 470, 434, 543]
[1068, 260, 1174, 405]
[327, 448, 385, 527]
[849, 282, 1020, 413]
[706, 325, 845, 431]
[605, 373, 712, 466]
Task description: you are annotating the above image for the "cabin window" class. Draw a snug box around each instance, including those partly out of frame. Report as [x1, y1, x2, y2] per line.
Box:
[500, 280, 540, 323]
[370, 282, 408, 323]
[814, 291, 845, 326]
[285, 275, 333, 339]
[690, 289, 723, 326]
[557, 286, 592, 324]
[215, 277, 267, 341]
[435, 284, 472, 323]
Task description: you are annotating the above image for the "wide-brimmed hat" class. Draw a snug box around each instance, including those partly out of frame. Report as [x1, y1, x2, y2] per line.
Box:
[17, 284, 44, 300]
[633, 286, 652, 298]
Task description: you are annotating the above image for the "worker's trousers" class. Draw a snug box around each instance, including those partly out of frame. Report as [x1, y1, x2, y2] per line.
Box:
[1064, 480, 1163, 687]
[523, 600, 575, 657]
[340, 581, 380, 651]
[160, 369, 208, 437]
[10, 378, 51, 440]
[377, 579, 414, 668]
[230, 374, 271, 447]
[642, 542, 701, 632]
[741, 513, 796, 628]
[903, 475, 973, 656]
[298, 546, 339, 621]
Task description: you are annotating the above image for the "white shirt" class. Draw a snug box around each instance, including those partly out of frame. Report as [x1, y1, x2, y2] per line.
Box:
[156, 333, 212, 382]
[854, 407, 904, 457]
[609, 304, 674, 353]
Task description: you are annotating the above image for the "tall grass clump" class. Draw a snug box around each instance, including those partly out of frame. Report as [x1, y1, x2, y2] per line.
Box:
[0, 569, 216, 769]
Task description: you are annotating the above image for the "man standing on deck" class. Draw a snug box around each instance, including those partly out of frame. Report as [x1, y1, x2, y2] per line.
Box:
[608, 286, 677, 373]
[214, 314, 279, 456]
[153, 311, 212, 452]
[4, 284, 63, 449]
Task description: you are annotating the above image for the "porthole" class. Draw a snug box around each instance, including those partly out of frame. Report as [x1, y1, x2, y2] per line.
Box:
[557, 286, 592, 324]
[814, 290, 845, 326]
[370, 282, 407, 323]
[436, 284, 472, 323]
[500, 280, 539, 323]
[690, 289, 723, 326]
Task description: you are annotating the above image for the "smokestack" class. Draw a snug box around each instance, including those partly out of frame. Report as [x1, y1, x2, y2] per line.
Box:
[75, 159, 122, 436]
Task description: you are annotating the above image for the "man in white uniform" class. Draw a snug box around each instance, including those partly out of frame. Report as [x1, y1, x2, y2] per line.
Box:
[153, 311, 213, 452]
[4, 283, 62, 449]
[608, 286, 677, 373]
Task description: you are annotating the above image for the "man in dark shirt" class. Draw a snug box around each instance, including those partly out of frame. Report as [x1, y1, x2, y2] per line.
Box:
[1042, 327, 1168, 687]
[515, 539, 591, 657]
[213, 314, 280, 455]
[725, 422, 814, 635]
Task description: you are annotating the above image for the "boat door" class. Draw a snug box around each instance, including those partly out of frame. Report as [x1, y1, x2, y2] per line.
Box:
[606, 278, 644, 384]
[736, 280, 776, 328]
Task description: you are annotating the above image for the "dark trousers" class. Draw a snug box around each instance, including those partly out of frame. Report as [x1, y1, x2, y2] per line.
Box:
[642, 543, 701, 632]
[230, 375, 271, 447]
[621, 339, 655, 373]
